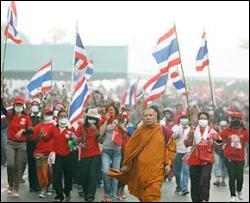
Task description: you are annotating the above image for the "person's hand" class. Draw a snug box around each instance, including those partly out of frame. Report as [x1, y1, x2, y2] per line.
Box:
[15, 129, 25, 139]
[39, 128, 45, 138]
[105, 113, 111, 121]
[164, 165, 171, 176]
[120, 165, 128, 173]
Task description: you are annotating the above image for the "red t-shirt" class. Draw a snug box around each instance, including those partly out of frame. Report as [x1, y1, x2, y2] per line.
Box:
[45, 125, 75, 157]
[7, 114, 32, 142]
[220, 127, 249, 161]
[33, 122, 54, 155]
[75, 124, 101, 158]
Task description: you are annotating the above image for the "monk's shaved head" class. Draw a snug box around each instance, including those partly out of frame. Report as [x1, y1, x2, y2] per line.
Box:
[143, 108, 157, 126]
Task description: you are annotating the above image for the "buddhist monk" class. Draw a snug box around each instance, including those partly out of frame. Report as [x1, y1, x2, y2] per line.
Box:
[108, 107, 176, 202]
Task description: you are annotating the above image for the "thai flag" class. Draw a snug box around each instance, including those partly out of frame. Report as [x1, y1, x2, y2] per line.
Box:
[196, 32, 209, 71]
[84, 59, 94, 80]
[143, 72, 168, 105]
[1, 106, 13, 120]
[68, 76, 90, 126]
[152, 26, 185, 93]
[27, 61, 52, 96]
[73, 33, 89, 85]
[122, 82, 138, 107]
[4, 1, 22, 44]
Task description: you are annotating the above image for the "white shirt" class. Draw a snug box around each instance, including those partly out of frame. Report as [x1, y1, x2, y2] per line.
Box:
[172, 124, 191, 153]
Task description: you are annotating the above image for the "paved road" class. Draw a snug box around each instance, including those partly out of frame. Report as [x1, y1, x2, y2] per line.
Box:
[1, 165, 249, 202]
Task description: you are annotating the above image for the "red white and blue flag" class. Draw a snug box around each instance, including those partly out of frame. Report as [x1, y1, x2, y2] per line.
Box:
[4, 1, 22, 44]
[143, 72, 168, 105]
[68, 76, 90, 126]
[1, 106, 13, 120]
[27, 61, 52, 96]
[196, 32, 209, 72]
[152, 26, 185, 94]
[84, 59, 94, 80]
[73, 33, 89, 85]
[122, 81, 138, 107]
[69, 31, 90, 126]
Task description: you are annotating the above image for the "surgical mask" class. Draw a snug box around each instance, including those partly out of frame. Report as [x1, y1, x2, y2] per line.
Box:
[44, 115, 53, 122]
[31, 105, 39, 113]
[53, 110, 59, 117]
[231, 120, 241, 127]
[15, 106, 23, 113]
[59, 118, 68, 126]
[199, 119, 208, 128]
[180, 118, 188, 126]
[88, 119, 96, 125]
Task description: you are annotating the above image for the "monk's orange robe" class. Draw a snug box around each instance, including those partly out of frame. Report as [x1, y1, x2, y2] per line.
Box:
[108, 123, 176, 202]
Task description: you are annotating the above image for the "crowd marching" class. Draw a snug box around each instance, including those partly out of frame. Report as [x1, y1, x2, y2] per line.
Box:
[1, 79, 249, 202]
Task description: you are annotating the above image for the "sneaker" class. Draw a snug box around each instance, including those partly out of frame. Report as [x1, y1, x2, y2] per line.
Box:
[221, 181, 227, 187]
[229, 196, 237, 202]
[237, 191, 243, 200]
[181, 189, 190, 196]
[12, 191, 20, 198]
[101, 195, 112, 202]
[175, 188, 181, 193]
[65, 194, 71, 202]
[7, 186, 12, 195]
[38, 191, 46, 198]
[54, 196, 64, 202]
[213, 181, 221, 186]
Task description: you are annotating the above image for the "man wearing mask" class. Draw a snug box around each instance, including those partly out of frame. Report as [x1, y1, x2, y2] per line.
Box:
[27, 98, 42, 192]
[220, 112, 248, 202]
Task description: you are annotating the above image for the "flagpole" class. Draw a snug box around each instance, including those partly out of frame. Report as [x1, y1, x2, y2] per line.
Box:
[69, 21, 78, 115]
[50, 59, 53, 107]
[1, 32, 8, 93]
[207, 60, 216, 120]
[174, 23, 191, 114]
[203, 31, 216, 122]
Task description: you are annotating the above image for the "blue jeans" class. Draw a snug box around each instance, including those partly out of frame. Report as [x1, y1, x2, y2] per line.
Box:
[174, 153, 190, 191]
[214, 152, 227, 177]
[102, 149, 121, 200]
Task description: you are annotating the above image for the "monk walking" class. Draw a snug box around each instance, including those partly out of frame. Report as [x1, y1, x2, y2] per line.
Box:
[109, 107, 176, 202]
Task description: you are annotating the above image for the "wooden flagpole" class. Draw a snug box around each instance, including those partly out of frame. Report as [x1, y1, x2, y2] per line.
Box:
[174, 22, 191, 120]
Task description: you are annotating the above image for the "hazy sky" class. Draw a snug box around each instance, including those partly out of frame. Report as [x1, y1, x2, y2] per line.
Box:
[1, 1, 249, 79]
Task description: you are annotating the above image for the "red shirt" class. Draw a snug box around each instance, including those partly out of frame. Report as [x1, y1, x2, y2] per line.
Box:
[45, 125, 75, 157]
[76, 124, 101, 158]
[185, 127, 216, 165]
[7, 114, 32, 142]
[220, 127, 249, 161]
[33, 122, 54, 155]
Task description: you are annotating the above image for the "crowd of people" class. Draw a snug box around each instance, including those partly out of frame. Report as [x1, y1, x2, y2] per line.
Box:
[1, 77, 249, 202]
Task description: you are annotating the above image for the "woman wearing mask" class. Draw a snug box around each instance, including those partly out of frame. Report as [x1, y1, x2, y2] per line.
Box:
[6, 97, 33, 197]
[42, 110, 75, 202]
[76, 108, 101, 202]
[184, 112, 219, 202]
[27, 98, 42, 192]
[219, 112, 248, 202]
[172, 112, 191, 195]
[99, 102, 121, 202]
[33, 107, 55, 198]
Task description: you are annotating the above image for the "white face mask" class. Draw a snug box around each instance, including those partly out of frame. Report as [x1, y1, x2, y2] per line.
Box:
[15, 106, 23, 113]
[59, 118, 68, 126]
[199, 119, 208, 128]
[31, 105, 39, 113]
[53, 110, 59, 117]
[88, 119, 96, 125]
[44, 115, 53, 122]
[180, 118, 188, 126]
